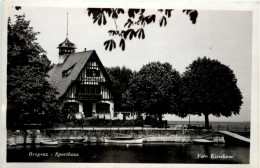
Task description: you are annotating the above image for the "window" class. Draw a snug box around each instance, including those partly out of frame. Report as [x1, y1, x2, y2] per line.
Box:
[93, 70, 100, 77]
[62, 64, 75, 77]
[79, 85, 101, 94]
[96, 103, 110, 114]
[86, 69, 100, 77]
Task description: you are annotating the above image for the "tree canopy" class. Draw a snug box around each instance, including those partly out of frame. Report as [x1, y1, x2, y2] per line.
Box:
[7, 15, 61, 128]
[106, 66, 134, 111]
[123, 62, 182, 121]
[181, 57, 243, 128]
[87, 8, 198, 51]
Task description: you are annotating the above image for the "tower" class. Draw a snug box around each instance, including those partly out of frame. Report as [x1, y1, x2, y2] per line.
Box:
[57, 13, 77, 64]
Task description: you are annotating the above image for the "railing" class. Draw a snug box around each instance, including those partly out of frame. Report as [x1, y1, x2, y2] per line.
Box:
[167, 123, 250, 133]
[76, 93, 101, 100]
[213, 124, 250, 132]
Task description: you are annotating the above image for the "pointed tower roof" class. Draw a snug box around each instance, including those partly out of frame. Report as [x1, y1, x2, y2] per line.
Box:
[58, 37, 77, 49]
[57, 13, 77, 59]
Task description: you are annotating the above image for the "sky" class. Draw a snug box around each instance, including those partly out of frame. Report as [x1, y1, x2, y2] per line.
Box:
[7, 6, 252, 122]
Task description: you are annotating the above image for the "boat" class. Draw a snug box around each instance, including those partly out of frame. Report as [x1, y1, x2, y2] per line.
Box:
[61, 138, 85, 145]
[192, 138, 214, 144]
[8, 142, 17, 146]
[104, 134, 143, 144]
[40, 140, 59, 146]
[7, 139, 17, 146]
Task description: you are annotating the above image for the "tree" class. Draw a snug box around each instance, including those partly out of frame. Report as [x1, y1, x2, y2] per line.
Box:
[87, 8, 198, 51]
[106, 66, 133, 111]
[61, 103, 79, 125]
[123, 62, 182, 121]
[181, 57, 243, 128]
[7, 15, 61, 128]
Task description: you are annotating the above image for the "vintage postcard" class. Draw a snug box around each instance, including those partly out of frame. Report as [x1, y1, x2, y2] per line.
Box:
[1, 1, 259, 168]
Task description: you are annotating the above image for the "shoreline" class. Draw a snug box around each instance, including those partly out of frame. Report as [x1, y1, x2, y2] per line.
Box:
[7, 126, 251, 146]
[7, 128, 227, 145]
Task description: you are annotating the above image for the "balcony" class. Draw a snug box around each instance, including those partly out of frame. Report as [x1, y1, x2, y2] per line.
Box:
[77, 93, 101, 100]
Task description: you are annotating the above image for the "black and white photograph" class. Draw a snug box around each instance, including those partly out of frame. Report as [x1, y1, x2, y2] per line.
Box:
[1, 1, 259, 167]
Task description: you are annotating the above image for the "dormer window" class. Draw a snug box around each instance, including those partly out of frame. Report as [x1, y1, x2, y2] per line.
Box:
[62, 64, 75, 77]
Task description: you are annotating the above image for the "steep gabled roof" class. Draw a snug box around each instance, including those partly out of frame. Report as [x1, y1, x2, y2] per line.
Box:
[47, 50, 95, 97]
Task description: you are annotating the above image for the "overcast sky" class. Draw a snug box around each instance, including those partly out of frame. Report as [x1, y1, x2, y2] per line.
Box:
[8, 6, 252, 122]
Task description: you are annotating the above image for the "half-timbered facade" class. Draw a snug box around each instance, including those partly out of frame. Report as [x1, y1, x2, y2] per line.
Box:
[48, 38, 114, 120]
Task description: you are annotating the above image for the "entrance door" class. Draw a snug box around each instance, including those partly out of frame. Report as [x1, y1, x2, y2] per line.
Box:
[83, 101, 93, 117]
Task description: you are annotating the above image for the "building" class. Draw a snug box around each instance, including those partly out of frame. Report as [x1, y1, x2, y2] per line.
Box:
[47, 37, 114, 120]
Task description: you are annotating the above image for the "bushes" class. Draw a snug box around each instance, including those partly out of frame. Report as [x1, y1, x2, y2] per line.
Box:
[79, 117, 144, 127]
[144, 116, 157, 127]
[65, 115, 168, 128]
[144, 116, 168, 128]
[134, 115, 144, 127]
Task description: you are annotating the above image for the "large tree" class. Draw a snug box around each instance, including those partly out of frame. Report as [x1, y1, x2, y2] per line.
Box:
[7, 15, 61, 128]
[106, 66, 133, 111]
[181, 57, 243, 128]
[123, 62, 182, 121]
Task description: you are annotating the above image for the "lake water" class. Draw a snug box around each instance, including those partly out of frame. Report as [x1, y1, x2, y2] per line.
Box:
[7, 143, 249, 163]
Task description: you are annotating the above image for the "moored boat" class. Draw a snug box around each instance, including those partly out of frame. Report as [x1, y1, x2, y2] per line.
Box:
[8, 142, 17, 146]
[40, 140, 59, 146]
[193, 138, 214, 144]
[61, 138, 85, 145]
[104, 134, 143, 144]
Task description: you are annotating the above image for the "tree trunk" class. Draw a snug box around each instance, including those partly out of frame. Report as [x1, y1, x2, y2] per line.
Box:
[204, 114, 209, 129]
[159, 114, 162, 122]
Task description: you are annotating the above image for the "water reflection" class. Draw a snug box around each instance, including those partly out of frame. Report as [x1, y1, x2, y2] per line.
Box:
[104, 143, 143, 148]
[7, 143, 249, 163]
